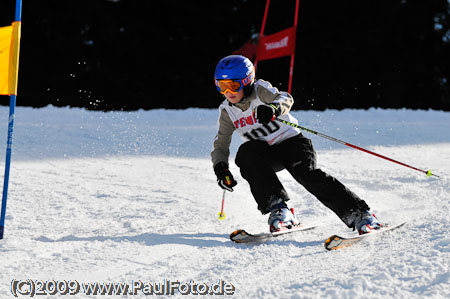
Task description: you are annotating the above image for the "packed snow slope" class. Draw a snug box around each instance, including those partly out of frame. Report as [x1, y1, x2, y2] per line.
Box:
[0, 106, 449, 298]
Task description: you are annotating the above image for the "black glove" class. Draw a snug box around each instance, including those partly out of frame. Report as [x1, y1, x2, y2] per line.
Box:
[254, 103, 281, 125]
[214, 162, 237, 192]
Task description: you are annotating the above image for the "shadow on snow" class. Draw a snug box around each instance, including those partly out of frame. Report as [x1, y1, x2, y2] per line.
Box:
[34, 232, 325, 249]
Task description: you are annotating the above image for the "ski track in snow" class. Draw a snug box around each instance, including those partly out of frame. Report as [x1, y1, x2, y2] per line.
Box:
[0, 106, 449, 298]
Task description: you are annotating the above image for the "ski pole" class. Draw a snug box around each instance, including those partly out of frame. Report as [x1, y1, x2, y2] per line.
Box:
[275, 118, 439, 178]
[218, 190, 226, 220]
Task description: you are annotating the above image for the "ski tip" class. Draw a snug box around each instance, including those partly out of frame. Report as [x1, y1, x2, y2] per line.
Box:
[324, 221, 408, 251]
[229, 229, 248, 243]
[324, 235, 341, 251]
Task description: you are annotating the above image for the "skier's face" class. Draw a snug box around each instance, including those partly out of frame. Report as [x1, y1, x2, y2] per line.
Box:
[224, 89, 244, 104]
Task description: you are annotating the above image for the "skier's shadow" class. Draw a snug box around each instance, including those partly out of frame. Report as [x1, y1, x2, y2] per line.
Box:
[35, 232, 231, 248]
[35, 233, 324, 249]
[233, 239, 324, 249]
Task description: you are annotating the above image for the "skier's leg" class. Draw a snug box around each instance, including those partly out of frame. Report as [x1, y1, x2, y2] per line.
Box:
[279, 135, 370, 229]
[235, 140, 289, 214]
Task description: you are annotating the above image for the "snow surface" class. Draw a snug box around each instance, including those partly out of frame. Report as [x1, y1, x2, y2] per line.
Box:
[0, 106, 449, 298]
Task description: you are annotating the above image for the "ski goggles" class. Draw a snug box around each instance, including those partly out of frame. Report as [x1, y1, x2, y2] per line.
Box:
[215, 71, 255, 94]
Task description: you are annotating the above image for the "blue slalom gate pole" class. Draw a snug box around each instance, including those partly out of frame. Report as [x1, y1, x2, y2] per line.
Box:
[0, 0, 22, 240]
[0, 96, 16, 239]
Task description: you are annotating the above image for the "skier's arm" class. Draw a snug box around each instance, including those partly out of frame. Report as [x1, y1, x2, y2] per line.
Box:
[211, 108, 235, 167]
[211, 108, 238, 191]
[256, 79, 294, 115]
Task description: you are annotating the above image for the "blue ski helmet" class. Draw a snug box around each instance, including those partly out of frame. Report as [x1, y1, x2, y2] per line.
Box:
[214, 55, 255, 95]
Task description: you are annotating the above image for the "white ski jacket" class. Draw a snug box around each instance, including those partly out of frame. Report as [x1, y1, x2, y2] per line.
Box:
[211, 79, 300, 167]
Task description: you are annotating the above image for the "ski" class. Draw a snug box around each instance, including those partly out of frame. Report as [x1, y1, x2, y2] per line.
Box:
[230, 224, 321, 243]
[324, 221, 407, 251]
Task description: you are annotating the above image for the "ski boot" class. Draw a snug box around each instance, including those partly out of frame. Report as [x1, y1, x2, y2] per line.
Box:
[267, 201, 299, 233]
[355, 211, 383, 235]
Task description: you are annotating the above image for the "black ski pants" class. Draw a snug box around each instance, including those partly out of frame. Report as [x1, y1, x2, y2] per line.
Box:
[235, 134, 370, 228]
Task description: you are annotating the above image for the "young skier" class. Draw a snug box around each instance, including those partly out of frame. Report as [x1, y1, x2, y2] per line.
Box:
[211, 55, 382, 234]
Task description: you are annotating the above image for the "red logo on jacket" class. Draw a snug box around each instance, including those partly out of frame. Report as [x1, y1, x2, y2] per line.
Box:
[234, 115, 257, 129]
